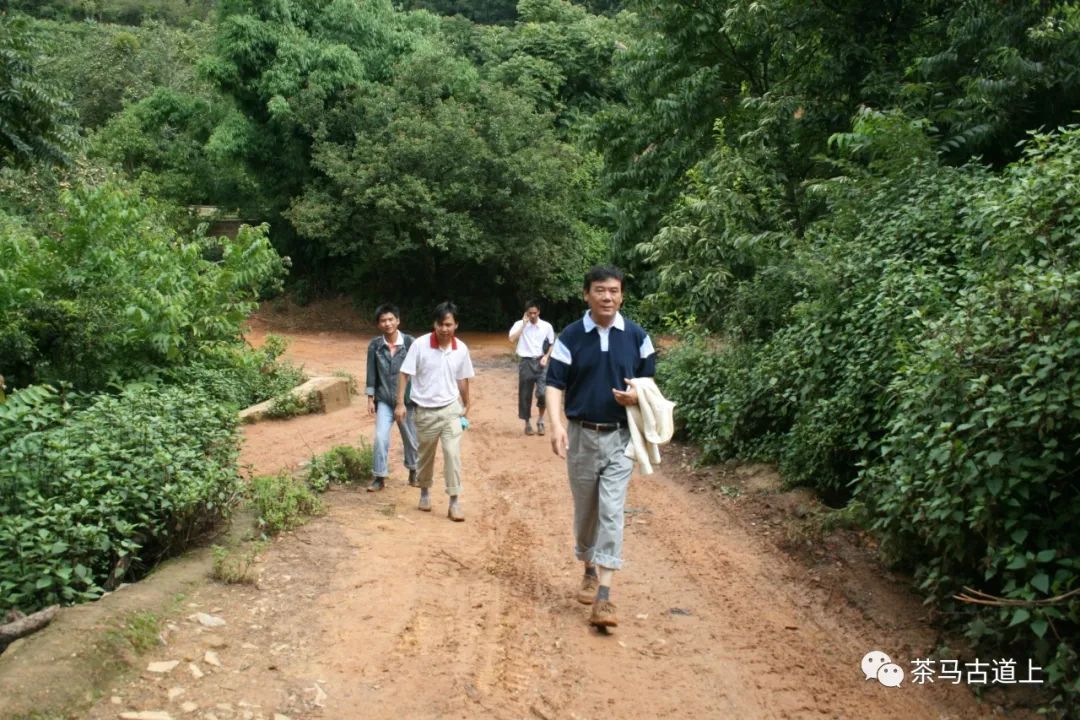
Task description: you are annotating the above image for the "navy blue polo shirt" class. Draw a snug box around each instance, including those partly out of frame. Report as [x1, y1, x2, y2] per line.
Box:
[546, 311, 656, 424]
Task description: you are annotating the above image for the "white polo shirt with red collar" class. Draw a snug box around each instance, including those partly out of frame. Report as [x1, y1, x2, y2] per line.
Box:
[400, 332, 476, 408]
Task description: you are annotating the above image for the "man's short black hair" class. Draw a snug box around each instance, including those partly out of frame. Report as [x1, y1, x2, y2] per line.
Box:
[583, 265, 624, 292]
[374, 303, 400, 323]
[524, 299, 540, 312]
[433, 301, 459, 323]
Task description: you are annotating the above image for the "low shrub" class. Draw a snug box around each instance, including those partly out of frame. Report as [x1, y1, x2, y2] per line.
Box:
[170, 334, 304, 410]
[0, 179, 285, 392]
[264, 390, 320, 420]
[307, 443, 374, 492]
[657, 126, 1080, 710]
[0, 383, 241, 614]
[249, 472, 323, 535]
[210, 542, 265, 585]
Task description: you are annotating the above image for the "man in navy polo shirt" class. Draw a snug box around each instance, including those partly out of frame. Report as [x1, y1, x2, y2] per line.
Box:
[545, 265, 656, 629]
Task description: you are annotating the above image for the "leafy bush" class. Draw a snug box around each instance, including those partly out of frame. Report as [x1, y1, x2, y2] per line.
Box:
[658, 125, 1080, 710]
[264, 390, 320, 420]
[0, 383, 241, 614]
[0, 179, 285, 392]
[172, 334, 305, 411]
[249, 472, 323, 535]
[306, 443, 374, 492]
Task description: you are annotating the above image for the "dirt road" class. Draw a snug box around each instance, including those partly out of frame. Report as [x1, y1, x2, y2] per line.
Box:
[81, 311, 1001, 720]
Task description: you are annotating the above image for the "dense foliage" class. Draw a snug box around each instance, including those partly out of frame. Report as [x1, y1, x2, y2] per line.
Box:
[615, 2, 1080, 711]
[0, 15, 79, 168]
[10, 0, 216, 25]
[0, 178, 284, 389]
[0, 383, 240, 610]
[658, 121, 1080, 709]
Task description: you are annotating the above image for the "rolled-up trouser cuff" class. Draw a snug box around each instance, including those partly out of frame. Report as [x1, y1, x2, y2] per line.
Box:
[574, 548, 623, 570]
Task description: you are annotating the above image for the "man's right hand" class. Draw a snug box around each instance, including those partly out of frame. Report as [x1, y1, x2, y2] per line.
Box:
[550, 425, 568, 458]
[367, 397, 376, 415]
[394, 402, 406, 423]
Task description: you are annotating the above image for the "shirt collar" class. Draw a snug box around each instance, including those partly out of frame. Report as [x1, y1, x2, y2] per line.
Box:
[381, 331, 402, 348]
[429, 332, 458, 350]
[583, 310, 625, 333]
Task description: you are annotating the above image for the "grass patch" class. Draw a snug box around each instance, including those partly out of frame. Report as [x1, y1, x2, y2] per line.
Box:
[210, 542, 265, 584]
[250, 472, 323, 534]
[307, 442, 374, 492]
[104, 610, 161, 656]
[265, 389, 320, 419]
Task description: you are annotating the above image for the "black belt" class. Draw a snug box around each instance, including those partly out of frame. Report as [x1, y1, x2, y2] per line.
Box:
[577, 420, 624, 432]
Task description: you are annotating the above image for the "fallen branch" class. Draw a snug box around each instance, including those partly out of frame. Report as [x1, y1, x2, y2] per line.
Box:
[0, 605, 59, 651]
[953, 586, 1080, 607]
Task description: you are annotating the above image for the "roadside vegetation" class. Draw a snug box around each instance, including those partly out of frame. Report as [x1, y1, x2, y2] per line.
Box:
[2, 0, 1080, 713]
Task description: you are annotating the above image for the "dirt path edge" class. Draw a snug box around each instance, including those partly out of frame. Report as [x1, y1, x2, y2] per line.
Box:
[0, 510, 256, 720]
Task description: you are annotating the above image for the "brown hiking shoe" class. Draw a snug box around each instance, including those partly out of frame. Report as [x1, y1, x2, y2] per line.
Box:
[589, 599, 618, 628]
[577, 574, 599, 605]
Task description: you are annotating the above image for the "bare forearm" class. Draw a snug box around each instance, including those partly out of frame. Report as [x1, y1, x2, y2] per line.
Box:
[545, 387, 564, 427]
[397, 372, 409, 406]
[458, 379, 470, 415]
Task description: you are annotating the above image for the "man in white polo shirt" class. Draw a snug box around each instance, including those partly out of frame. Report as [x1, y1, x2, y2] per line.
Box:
[395, 301, 475, 522]
[508, 300, 555, 436]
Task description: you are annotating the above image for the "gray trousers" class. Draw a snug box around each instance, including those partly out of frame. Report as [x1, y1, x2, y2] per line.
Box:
[517, 357, 547, 420]
[567, 423, 633, 570]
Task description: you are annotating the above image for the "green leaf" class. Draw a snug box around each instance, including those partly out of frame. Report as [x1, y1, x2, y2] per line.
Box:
[1009, 608, 1030, 627]
[1031, 573, 1050, 594]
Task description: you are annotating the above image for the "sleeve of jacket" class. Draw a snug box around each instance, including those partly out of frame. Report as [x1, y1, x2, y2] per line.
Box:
[365, 339, 377, 397]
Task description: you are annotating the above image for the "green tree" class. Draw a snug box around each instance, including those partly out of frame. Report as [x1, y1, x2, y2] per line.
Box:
[0, 16, 79, 168]
[10, 0, 215, 25]
[599, 0, 1080, 297]
[36, 18, 212, 129]
[201, 0, 415, 273]
[397, 0, 519, 25]
[0, 177, 285, 390]
[92, 87, 260, 210]
[287, 37, 604, 320]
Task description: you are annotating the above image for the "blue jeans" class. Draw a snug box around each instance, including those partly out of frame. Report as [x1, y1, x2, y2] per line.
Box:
[373, 400, 418, 478]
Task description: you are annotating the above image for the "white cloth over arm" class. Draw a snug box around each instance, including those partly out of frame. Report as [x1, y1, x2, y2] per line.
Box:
[623, 377, 676, 475]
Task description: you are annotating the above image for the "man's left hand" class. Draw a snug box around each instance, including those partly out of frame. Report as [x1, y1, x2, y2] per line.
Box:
[539, 356, 548, 368]
[612, 378, 639, 407]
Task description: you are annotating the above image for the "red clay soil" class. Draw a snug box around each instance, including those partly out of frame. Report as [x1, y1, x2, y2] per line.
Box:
[70, 302, 1032, 720]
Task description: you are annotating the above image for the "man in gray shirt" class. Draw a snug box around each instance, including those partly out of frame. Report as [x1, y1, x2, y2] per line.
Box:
[364, 303, 418, 492]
